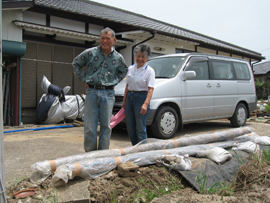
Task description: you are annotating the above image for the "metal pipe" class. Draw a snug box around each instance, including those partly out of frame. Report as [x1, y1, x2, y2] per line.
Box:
[19, 57, 22, 125]
[0, 1, 7, 201]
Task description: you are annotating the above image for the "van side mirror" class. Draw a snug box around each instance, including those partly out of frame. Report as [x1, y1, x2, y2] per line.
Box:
[183, 71, 196, 81]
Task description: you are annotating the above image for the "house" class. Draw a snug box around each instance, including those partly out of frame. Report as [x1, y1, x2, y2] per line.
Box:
[253, 61, 270, 84]
[2, 0, 266, 125]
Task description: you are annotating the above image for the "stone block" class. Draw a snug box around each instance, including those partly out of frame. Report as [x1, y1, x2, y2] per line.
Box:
[117, 161, 139, 177]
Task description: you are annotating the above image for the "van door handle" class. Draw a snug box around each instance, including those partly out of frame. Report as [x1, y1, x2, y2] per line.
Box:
[216, 83, 221, 87]
[207, 83, 212, 87]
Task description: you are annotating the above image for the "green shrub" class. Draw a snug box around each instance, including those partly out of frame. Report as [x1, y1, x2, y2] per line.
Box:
[255, 79, 270, 100]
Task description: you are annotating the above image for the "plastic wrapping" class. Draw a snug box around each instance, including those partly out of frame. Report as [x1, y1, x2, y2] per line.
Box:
[232, 132, 258, 142]
[196, 147, 233, 165]
[50, 139, 254, 185]
[30, 127, 254, 184]
[42, 94, 85, 124]
[30, 148, 124, 184]
[232, 141, 261, 154]
[156, 154, 192, 171]
[36, 75, 85, 124]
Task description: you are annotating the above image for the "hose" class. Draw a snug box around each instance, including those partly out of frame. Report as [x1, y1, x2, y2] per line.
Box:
[3, 125, 74, 134]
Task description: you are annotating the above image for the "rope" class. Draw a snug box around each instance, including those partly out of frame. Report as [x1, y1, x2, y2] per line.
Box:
[21, 57, 71, 65]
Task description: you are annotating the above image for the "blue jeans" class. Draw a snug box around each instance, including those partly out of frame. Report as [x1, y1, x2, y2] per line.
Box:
[84, 88, 115, 152]
[125, 91, 150, 145]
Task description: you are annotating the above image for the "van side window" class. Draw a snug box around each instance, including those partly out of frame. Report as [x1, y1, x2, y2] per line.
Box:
[212, 61, 234, 80]
[186, 61, 209, 80]
[233, 62, 251, 80]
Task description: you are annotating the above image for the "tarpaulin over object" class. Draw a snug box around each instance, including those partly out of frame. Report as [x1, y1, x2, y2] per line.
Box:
[30, 127, 256, 184]
[36, 75, 85, 124]
[50, 140, 252, 185]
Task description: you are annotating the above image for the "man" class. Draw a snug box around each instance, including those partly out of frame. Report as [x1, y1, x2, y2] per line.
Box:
[72, 27, 127, 152]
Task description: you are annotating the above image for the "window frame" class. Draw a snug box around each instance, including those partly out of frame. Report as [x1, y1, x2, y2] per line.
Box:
[209, 59, 236, 80]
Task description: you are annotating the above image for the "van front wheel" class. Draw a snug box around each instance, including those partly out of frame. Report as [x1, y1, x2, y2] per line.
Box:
[150, 106, 179, 139]
[230, 103, 247, 127]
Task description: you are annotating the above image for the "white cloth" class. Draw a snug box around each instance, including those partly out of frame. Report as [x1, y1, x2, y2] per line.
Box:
[126, 63, 155, 91]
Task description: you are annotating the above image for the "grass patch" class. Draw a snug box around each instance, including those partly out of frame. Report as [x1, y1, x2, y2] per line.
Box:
[131, 174, 183, 202]
[231, 147, 270, 193]
[6, 177, 28, 189]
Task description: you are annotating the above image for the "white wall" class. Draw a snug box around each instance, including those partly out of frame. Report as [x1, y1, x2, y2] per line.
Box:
[2, 10, 23, 41]
[120, 40, 178, 66]
[88, 24, 104, 35]
[23, 11, 46, 25]
[119, 44, 133, 66]
[51, 16, 85, 32]
[146, 41, 175, 55]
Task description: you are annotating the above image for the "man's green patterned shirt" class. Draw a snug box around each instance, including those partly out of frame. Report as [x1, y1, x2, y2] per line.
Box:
[72, 45, 127, 86]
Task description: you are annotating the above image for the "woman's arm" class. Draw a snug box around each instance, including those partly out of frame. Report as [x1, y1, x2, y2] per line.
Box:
[140, 87, 154, 115]
[121, 84, 129, 108]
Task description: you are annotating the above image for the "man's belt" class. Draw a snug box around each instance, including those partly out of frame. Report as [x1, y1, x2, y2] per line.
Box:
[87, 84, 114, 90]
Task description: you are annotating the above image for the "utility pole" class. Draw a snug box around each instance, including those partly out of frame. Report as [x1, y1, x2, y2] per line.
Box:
[0, 0, 7, 202]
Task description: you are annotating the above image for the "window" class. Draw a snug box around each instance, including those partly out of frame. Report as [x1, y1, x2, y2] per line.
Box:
[212, 61, 234, 80]
[186, 61, 209, 80]
[148, 56, 185, 78]
[233, 62, 251, 80]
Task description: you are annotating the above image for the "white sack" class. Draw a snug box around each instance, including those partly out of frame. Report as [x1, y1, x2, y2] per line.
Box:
[156, 154, 192, 171]
[232, 141, 260, 154]
[253, 136, 270, 145]
[196, 147, 233, 165]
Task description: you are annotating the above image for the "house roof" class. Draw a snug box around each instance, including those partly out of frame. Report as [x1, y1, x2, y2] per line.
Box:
[31, 0, 264, 60]
[253, 61, 270, 75]
[2, 0, 33, 9]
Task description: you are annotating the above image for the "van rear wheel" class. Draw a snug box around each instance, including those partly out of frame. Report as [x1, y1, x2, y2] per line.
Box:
[150, 106, 178, 139]
[230, 103, 247, 127]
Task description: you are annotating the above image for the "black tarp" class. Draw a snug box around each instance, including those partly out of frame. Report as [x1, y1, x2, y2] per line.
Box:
[179, 150, 250, 191]
[179, 145, 270, 191]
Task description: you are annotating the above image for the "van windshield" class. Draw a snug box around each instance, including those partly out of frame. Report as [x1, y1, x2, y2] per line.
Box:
[148, 56, 186, 78]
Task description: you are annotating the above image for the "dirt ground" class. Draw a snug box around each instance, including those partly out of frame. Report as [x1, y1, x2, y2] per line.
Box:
[5, 155, 270, 203]
[4, 116, 270, 203]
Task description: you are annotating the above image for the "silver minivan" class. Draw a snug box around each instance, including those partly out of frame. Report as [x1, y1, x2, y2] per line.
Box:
[113, 53, 257, 139]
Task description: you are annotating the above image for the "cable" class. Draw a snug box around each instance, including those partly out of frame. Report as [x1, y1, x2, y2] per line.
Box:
[259, 47, 270, 52]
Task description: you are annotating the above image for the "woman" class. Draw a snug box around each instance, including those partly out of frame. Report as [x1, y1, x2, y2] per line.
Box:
[121, 44, 155, 145]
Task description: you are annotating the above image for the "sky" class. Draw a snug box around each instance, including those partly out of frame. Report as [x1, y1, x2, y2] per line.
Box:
[92, 0, 270, 63]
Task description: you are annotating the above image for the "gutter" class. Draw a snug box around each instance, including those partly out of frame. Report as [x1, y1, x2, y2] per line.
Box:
[251, 60, 262, 72]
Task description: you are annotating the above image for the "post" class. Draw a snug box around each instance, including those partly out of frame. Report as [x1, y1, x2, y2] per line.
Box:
[0, 0, 7, 202]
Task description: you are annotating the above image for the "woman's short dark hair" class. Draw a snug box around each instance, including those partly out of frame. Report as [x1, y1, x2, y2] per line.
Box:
[134, 44, 151, 58]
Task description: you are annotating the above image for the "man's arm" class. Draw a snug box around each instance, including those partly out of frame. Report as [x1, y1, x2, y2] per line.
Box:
[116, 57, 128, 83]
[72, 50, 88, 82]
